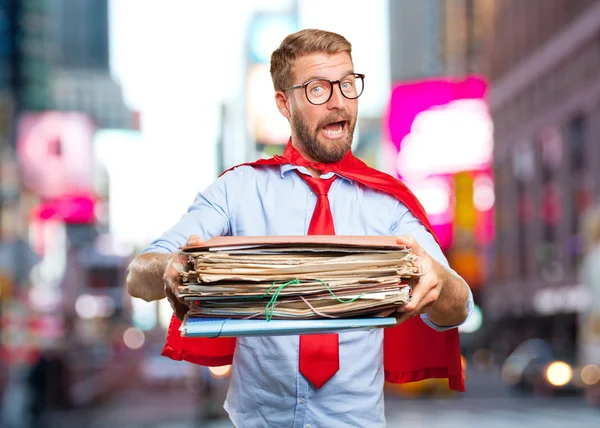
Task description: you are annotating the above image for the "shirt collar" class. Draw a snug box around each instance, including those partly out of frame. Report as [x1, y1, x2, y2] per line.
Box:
[280, 164, 353, 184]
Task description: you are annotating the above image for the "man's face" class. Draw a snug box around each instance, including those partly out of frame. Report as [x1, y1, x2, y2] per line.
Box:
[284, 52, 358, 163]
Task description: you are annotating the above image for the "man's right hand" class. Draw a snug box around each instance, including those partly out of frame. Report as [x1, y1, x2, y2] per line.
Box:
[163, 234, 205, 321]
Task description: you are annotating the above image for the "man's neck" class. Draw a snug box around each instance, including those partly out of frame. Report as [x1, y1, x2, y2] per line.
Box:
[306, 166, 321, 177]
[290, 139, 322, 177]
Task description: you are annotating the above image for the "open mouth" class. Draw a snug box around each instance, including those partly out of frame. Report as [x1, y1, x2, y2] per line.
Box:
[321, 120, 347, 139]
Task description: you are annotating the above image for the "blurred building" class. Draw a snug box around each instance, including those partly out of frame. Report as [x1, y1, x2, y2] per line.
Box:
[14, 0, 131, 128]
[389, 0, 445, 81]
[0, 0, 17, 180]
[481, 0, 600, 358]
[0, 0, 135, 399]
[51, 70, 131, 129]
[49, 0, 130, 129]
[442, 0, 495, 76]
[387, 1, 495, 320]
[0, 0, 20, 347]
[389, 0, 495, 80]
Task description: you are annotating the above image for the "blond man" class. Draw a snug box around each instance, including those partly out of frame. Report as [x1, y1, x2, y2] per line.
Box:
[127, 29, 473, 427]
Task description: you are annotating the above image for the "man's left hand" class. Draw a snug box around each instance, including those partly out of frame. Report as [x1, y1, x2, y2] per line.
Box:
[394, 235, 441, 324]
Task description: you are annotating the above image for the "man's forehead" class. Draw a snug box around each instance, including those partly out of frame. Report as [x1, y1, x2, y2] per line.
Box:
[292, 52, 354, 81]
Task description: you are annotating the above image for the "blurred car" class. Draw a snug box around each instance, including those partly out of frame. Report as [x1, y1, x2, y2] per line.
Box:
[501, 339, 586, 395]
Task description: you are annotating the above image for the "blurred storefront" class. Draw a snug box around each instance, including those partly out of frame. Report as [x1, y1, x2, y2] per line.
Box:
[14, 109, 137, 404]
[480, 1, 600, 362]
[0, 1, 139, 414]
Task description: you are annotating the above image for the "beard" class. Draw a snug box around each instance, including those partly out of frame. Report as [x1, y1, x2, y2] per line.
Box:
[291, 109, 356, 164]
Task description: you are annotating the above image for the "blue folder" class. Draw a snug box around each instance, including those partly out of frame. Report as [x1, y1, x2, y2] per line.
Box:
[182, 317, 398, 338]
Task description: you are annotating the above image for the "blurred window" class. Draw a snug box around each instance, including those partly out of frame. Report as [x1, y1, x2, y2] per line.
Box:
[493, 160, 512, 282]
[514, 142, 536, 278]
[567, 114, 589, 270]
[56, 0, 109, 69]
[538, 128, 562, 277]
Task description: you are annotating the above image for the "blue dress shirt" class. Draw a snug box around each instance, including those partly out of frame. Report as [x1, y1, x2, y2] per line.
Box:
[142, 164, 474, 428]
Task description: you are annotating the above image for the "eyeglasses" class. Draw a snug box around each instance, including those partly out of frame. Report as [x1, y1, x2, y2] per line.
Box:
[283, 73, 365, 105]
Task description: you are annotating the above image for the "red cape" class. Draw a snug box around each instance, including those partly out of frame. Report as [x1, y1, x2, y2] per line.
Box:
[162, 142, 465, 391]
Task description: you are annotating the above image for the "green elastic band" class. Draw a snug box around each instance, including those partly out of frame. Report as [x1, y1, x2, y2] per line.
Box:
[263, 278, 369, 321]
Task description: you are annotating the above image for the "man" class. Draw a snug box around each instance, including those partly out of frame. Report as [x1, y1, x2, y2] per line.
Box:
[127, 29, 473, 427]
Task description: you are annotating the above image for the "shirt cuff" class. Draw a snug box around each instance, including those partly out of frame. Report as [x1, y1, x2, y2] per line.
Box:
[419, 285, 474, 332]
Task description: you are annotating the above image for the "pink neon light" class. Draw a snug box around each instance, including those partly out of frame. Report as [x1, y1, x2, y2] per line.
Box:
[383, 76, 494, 250]
[32, 194, 96, 224]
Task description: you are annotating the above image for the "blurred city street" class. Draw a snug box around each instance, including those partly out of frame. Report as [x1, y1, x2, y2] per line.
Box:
[36, 367, 598, 428]
[1, 0, 600, 427]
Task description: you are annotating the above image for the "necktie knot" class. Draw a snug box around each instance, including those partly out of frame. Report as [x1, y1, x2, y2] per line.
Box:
[302, 175, 336, 197]
[296, 172, 336, 236]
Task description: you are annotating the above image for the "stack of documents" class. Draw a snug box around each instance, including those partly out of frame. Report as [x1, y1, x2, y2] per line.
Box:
[177, 236, 420, 330]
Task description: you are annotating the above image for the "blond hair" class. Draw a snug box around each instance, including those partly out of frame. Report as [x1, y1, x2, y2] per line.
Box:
[270, 29, 352, 91]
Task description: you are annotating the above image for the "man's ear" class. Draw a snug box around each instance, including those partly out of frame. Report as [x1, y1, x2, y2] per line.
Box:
[275, 91, 291, 120]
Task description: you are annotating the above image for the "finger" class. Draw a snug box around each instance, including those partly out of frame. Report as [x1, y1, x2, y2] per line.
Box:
[400, 273, 437, 313]
[163, 268, 180, 296]
[396, 235, 425, 256]
[165, 275, 187, 305]
[174, 303, 188, 322]
[395, 310, 416, 324]
[186, 234, 205, 247]
[165, 285, 188, 321]
[413, 289, 439, 314]
[168, 257, 188, 276]
[395, 235, 415, 248]
[164, 283, 177, 303]
[169, 300, 187, 321]
[163, 254, 188, 291]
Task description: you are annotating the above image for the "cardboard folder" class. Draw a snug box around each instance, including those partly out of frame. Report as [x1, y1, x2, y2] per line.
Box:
[181, 316, 398, 338]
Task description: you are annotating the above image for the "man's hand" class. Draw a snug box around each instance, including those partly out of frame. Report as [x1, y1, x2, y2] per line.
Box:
[163, 234, 205, 321]
[394, 235, 442, 324]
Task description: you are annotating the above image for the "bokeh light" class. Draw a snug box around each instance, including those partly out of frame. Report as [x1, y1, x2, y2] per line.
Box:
[123, 327, 146, 350]
[545, 362, 573, 387]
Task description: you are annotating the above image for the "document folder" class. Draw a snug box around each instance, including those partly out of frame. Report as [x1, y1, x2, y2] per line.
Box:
[181, 316, 398, 338]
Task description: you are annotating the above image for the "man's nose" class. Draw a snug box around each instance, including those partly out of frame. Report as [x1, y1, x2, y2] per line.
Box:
[326, 83, 346, 109]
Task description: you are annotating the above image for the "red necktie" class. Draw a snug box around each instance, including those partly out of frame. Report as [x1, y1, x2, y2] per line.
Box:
[296, 172, 339, 389]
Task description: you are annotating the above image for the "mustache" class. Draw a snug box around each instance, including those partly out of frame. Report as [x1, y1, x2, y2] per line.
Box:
[316, 110, 353, 129]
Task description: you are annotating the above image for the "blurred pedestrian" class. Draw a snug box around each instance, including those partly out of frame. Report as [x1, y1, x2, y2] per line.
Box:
[578, 205, 600, 406]
[26, 345, 70, 428]
[126, 29, 474, 427]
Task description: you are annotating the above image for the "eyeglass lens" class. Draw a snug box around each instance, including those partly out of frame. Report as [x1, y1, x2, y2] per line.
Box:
[305, 74, 364, 105]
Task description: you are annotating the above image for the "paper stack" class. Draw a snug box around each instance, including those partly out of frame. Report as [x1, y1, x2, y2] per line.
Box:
[177, 236, 420, 322]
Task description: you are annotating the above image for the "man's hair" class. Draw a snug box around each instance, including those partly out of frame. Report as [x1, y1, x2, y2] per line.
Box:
[270, 29, 352, 91]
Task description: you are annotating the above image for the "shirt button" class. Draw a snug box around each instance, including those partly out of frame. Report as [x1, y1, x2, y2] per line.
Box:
[300, 397, 306, 404]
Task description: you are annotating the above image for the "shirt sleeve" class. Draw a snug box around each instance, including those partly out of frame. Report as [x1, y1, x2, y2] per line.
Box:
[390, 202, 474, 332]
[140, 168, 239, 255]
